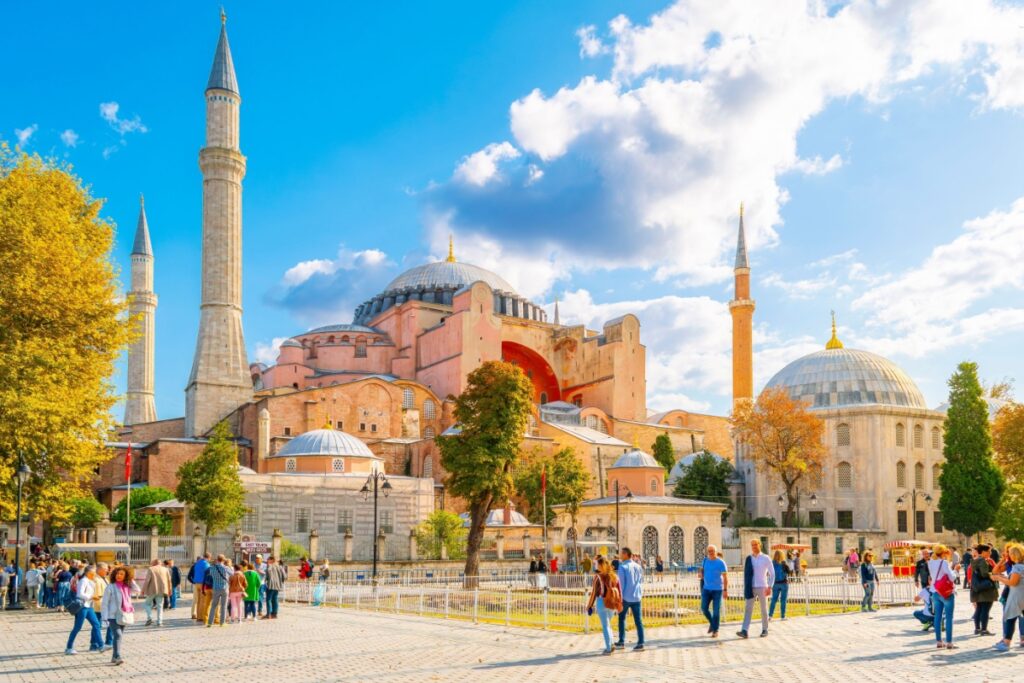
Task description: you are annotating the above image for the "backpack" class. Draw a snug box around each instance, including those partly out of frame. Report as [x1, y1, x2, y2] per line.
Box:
[601, 575, 623, 613]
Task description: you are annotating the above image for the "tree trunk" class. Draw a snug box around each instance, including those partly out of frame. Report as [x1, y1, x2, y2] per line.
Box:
[463, 494, 492, 588]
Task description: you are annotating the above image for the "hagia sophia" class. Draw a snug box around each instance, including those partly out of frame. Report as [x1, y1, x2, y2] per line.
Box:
[95, 16, 960, 567]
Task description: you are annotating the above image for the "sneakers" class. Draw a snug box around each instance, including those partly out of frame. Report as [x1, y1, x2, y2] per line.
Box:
[760, 631, 769, 638]
[601, 648, 613, 655]
[736, 630, 748, 639]
[65, 649, 77, 655]
[922, 623, 933, 631]
[112, 658, 124, 666]
[633, 644, 645, 651]
[994, 641, 1009, 653]
[614, 641, 625, 649]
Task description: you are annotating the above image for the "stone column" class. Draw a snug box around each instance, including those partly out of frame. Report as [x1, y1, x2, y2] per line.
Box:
[309, 529, 319, 562]
[192, 526, 204, 559]
[409, 529, 418, 561]
[148, 526, 160, 562]
[344, 532, 353, 562]
[271, 528, 282, 561]
[376, 532, 386, 564]
[523, 533, 531, 560]
[257, 408, 270, 470]
[95, 514, 116, 545]
[496, 532, 505, 560]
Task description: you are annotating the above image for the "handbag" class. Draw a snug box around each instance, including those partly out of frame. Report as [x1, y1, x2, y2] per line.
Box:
[933, 560, 955, 598]
[64, 596, 84, 616]
[117, 609, 135, 626]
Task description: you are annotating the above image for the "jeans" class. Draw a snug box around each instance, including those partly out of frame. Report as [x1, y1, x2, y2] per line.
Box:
[165, 586, 179, 609]
[144, 594, 165, 624]
[107, 619, 123, 661]
[743, 592, 769, 633]
[974, 600, 993, 631]
[770, 583, 789, 618]
[595, 596, 613, 650]
[244, 600, 257, 619]
[701, 588, 723, 632]
[931, 592, 955, 643]
[861, 582, 875, 611]
[56, 581, 70, 608]
[67, 605, 103, 651]
[266, 589, 280, 616]
[208, 589, 228, 625]
[257, 583, 266, 614]
[913, 609, 933, 625]
[1003, 615, 1024, 640]
[617, 601, 644, 645]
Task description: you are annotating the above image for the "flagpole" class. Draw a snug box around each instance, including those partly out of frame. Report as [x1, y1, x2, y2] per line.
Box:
[541, 464, 547, 568]
[125, 444, 132, 561]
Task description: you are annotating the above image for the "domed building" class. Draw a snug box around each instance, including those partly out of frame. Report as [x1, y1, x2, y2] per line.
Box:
[735, 319, 954, 549]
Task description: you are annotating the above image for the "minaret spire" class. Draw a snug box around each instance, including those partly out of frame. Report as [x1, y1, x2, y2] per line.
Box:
[735, 201, 749, 269]
[125, 194, 158, 425]
[729, 202, 755, 409]
[207, 9, 238, 94]
[553, 295, 560, 326]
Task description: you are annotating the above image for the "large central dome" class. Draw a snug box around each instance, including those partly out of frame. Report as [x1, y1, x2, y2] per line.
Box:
[764, 347, 927, 410]
[384, 261, 516, 294]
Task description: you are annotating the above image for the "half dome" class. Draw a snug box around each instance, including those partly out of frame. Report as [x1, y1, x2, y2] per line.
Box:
[764, 348, 927, 410]
[270, 428, 377, 459]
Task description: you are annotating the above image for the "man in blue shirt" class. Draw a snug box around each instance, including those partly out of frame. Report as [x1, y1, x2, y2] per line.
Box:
[615, 547, 645, 651]
[698, 544, 729, 637]
[187, 553, 210, 621]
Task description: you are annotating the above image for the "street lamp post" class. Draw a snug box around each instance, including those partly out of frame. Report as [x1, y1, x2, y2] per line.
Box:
[897, 489, 932, 537]
[360, 470, 391, 581]
[612, 481, 633, 553]
[777, 488, 817, 543]
[9, 452, 31, 610]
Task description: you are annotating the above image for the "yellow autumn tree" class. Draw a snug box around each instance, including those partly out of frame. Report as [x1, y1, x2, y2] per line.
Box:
[0, 146, 133, 521]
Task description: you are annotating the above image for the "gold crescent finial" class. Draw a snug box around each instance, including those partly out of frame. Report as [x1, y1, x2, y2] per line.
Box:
[220, 7, 227, 24]
[826, 310, 844, 350]
[632, 433, 640, 449]
[323, 416, 334, 430]
[446, 234, 456, 263]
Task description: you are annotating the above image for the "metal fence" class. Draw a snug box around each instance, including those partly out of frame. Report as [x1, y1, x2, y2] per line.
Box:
[114, 531, 151, 563]
[281, 571, 920, 633]
[157, 535, 189, 563]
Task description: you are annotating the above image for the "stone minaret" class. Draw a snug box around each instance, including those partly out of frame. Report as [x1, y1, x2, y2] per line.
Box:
[185, 12, 251, 437]
[124, 195, 158, 425]
[729, 203, 755, 410]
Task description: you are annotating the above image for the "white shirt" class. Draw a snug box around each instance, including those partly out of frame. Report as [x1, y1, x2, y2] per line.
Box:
[927, 558, 956, 586]
[76, 576, 96, 602]
[748, 553, 775, 589]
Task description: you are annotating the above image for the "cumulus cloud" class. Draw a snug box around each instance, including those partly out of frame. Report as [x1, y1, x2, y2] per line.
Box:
[14, 124, 38, 146]
[99, 101, 148, 135]
[60, 129, 79, 147]
[453, 142, 520, 186]
[422, 0, 1024, 290]
[266, 246, 397, 326]
[576, 25, 608, 58]
[252, 337, 288, 365]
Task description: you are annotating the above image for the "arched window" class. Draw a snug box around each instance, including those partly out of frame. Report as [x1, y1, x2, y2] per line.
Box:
[341, 335, 350, 343]
[423, 399, 437, 420]
[896, 461, 907, 488]
[694, 526, 710, 564]
[402, 388, 414, 409]
[423, 455, 433, 478]
[528, 415, 539, 437]
[676, 417, 685, 427]
[913, 424, 924, 449]
[539, 392, 548, 405]
[836, 423, 851, 447]
[327, 336, 335, 343]
[597, 420, 609, 435]
[650, 477, 658, 493]
[642, 526, 659, 565]
[355, 336, 367, 358]
[668, 526, 684, 566]
[895, 423, 906, 447]
[586, 415, 598, 429]
[837, 461, 853, 488]
[914, 462, 925, 489]
[932, 463, 941, 489]
[931, 427, 941, 450]
[424, 426, 435, 439]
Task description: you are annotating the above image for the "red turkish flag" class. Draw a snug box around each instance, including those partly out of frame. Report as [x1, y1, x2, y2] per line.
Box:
[124, 443, 132, 481]
[541, 464, 546, 494]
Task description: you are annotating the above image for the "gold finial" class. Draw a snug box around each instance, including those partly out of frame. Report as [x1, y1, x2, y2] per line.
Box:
[739, 201, 744, 219]
[446, 234, 456, 263]
[220, 7, 227, 24]
[632, 433, 640, 449]
[826, 310, 844, 350]
[323, 416, 334, 430]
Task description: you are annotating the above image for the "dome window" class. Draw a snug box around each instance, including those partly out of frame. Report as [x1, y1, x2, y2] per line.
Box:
[331, 458, 345, 473]
[402, 388, 414, 409]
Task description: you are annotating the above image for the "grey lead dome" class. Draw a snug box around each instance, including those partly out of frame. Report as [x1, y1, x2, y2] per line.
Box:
[764, 347, 927, 410]
[384, 261, 516, 294]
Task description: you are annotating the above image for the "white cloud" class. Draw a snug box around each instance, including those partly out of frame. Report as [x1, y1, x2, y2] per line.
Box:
[60, 129, 79, 147]
[14, 124, 38, 146]
[99, 101, 148, 135]
[454, 141, 520, 186]
[252, 337, 288, 365]
[576, 25, 608, 58]
[762, 272, 837, 300]
[787, 153, 844, 175]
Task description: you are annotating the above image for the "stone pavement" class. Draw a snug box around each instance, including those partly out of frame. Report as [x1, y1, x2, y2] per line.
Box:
[0, 594, 1019, 682]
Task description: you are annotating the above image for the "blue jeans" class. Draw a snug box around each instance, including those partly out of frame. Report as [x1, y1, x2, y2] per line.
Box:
[266, 589, 280, 616]
[617, 601, 644, 646]
[861, 582, 875, 611]
[67, 605, 103, 651]
[770, 583, 788, 619]
[257, 583, 266, 614]
[244, 600, 257, 618]
[931, 592, 955, 643]
[107, 619, 123, 661]
[595, 597, 613, 650]
[56, 582, 70, 608]
[701, 588, 723, 632]
[913, 609, 933, 625]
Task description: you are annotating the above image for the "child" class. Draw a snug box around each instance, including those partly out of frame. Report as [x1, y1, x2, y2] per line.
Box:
[913, 586, 934, 631]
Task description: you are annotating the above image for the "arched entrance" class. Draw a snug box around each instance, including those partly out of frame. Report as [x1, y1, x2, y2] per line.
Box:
[642, 526, 658, 565]
[694, 526, 710, 564]
[501, 342, 560, 404]
[669, 526, 685, 567]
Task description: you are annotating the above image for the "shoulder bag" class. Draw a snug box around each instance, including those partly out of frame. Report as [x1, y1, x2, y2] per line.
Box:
[933, 560, 955, 598]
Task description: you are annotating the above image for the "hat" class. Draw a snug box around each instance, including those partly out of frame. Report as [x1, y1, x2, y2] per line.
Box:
[255, 554, 263, 560]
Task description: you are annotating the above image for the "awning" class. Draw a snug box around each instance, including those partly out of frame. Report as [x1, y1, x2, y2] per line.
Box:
[138, 499, 185, 513]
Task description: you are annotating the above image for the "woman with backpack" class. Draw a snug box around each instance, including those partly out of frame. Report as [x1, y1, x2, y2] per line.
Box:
[586, 556, 621, 655]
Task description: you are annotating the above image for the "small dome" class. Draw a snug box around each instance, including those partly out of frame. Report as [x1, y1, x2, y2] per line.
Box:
[270, 428, 376, 459]
[385, 260, 516, 294]
[610, 448, 661, 469]
[764, 347, 927, 410]
[280, 339, 303, 348]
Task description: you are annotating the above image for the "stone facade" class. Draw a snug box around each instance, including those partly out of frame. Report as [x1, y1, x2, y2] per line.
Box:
[735, 527, 890, 569]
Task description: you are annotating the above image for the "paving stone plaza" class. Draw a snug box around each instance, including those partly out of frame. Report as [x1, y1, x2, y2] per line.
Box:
[0, 595, 1018, 682]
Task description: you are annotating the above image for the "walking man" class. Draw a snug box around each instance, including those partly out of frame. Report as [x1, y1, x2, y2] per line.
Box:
[614, 547, 645, 651]
[737, 539, 774, 639]
[262, 555, 287, 619]
[698, 544, 728, 637]
[141, 558, 170, 627]
[188, 553, 210, 621]
[206, 555, 233, 627]
[164, 559, 180, 610]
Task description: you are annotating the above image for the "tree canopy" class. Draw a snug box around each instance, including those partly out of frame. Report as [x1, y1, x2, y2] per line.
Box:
[111, 486, 175, 535]
[0, 148, 132, 521]
[176, 421, 247, 537]
[414, 509, 467, 560]
[672, 451, 734, 520]
[650, 434, 675, 478]
[437, 361, 534, 580]
[67, 497, 108, 529]
[993, 401, 1024, 541]
[730, 388, 826, 521]
[938, 362, 1005, 539]
[514, 446, 590, 525]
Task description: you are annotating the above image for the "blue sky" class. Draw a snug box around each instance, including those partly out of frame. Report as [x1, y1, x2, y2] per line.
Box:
[4, 0, 1024, 418]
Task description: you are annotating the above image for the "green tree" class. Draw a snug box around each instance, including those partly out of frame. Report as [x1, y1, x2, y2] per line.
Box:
[672, 451, 734, 521]
[993, 402, 1024, 540]
[67, 497, 108, 529]
[0, 147, 132, 521]
[938, 362, 1006, 541]
[650, 434, 675, 478]
[437, 361, 534, 582]
[414, 509, 467, 560]
[994, 481, 1024, 542]
[111, 486, 174, 535]
[176, 421, 247, 540]
[514, 447, 590, 525]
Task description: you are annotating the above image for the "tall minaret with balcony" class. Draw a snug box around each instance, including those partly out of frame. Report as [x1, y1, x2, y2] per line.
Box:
[185, 11, 251, 436]
[124, 195, 158, 425]
[729, 203, 755, 410]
